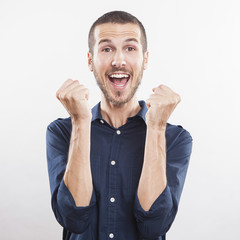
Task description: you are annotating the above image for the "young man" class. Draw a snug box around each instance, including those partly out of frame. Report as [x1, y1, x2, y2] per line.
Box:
[46, 10, 193, 240]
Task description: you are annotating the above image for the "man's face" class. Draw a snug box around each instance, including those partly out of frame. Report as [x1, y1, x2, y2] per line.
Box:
[88, 23, 149, 106]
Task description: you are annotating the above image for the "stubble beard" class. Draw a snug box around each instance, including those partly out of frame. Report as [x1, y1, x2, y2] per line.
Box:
[93, 64, 144, 106]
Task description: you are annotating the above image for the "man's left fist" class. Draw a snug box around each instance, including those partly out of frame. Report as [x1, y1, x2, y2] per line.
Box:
[145, 84, 181, 129]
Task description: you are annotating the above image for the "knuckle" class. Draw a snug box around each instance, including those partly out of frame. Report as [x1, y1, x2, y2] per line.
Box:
[65, 79, 73, 85]
[176, 94, 181, 102]
[60, 94, 65, 100]
[65, 92, 72, 100]
[57, 92, 63, 100]
[72, 92, 79, 99]
[82, 88, 89, 95]
[61, 93, 68, 100]
[154, 88, 160, 94]
[171, 97, 177, 104]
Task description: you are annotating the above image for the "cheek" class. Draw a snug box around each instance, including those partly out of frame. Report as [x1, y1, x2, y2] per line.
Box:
[96, 58, 111, 72]
[131, 61, 144, 74]
[127, 54, 144, 68]
[94, 61, 106, 73]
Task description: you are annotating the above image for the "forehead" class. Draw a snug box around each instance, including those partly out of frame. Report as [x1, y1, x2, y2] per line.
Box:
[94, 23, 141, 43]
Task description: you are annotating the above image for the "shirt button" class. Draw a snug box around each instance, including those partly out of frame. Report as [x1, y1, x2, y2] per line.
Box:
[111, 160, 116, 165]
[100, 119, 104, 124]
[110, 197, 115, 202]
[116, 130, 121, 135]
[109, 233, 114, 238]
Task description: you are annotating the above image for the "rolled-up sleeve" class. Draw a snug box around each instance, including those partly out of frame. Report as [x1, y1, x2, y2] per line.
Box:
[134, 128, 193, 239]
[46, 121, 97, 234]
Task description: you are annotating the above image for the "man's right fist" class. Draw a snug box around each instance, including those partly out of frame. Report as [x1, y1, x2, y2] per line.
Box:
[56, 79, 92, 122]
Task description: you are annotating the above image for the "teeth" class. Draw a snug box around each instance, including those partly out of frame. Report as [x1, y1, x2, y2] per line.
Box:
[109, 73, 129, 78]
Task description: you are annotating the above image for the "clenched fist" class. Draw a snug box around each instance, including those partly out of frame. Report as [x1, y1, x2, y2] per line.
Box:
[145, 84, 181, 129]
[56, 79, 92, 122]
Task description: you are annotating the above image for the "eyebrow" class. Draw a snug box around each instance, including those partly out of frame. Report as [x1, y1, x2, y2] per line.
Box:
[125, 38, 139, 44]
[98, 39, 111, 45]
[98, 38, 139, 46]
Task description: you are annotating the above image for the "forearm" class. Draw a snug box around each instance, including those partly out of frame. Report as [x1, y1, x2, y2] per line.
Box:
[137, 125, 167, 211]
[63, 119, 93, 207]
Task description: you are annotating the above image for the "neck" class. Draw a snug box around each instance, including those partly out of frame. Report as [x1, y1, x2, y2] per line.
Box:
[100, 95, 141, 128]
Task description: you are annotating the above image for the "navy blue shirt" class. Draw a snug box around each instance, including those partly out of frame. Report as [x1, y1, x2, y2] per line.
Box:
[46, 100, 192, 240]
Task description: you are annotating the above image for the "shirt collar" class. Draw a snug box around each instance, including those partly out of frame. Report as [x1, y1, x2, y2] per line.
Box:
[91, 100, 148, 123]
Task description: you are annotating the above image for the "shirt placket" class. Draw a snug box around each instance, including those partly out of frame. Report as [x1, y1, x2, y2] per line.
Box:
[107, 128, 121, 239]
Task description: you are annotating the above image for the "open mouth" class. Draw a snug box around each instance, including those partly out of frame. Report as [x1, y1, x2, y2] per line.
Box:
[108, 73, 130, 88]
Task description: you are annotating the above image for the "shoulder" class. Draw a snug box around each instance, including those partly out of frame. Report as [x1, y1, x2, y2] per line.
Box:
[46, 117, 72, 142]
[166, 123, 193, 152]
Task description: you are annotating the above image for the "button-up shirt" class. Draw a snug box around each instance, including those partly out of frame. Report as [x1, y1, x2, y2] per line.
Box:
[46, 100, 193, 240]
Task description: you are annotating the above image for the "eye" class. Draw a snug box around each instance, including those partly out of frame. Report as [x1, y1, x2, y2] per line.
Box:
[102, 47, 112, 52]
[126, 47, 135, 52]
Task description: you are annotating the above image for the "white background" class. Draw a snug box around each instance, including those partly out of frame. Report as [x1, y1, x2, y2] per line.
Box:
[0, 0, 240, 239]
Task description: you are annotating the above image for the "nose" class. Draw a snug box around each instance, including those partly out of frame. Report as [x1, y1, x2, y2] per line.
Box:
[112, 50, 126, 68]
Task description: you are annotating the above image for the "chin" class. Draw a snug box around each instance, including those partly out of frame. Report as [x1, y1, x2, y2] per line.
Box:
[108, 93, 134, 106]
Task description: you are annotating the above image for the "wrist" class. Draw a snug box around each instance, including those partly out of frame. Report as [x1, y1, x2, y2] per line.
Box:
[146, 122, 166, 132]
[71, 117, 92, 128]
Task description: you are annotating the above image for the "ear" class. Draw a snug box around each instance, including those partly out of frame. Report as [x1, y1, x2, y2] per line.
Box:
[143, 51, 149, 70]
[88, 52, 93, 72]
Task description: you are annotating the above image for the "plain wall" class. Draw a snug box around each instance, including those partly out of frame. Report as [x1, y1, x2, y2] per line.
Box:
[0, 0, 240, 239]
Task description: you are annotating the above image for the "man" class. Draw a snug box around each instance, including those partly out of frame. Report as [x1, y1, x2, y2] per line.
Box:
[46, 10, 193, 240]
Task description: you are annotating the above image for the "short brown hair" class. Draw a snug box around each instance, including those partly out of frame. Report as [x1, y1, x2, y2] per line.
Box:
[88, 11, 147, 54]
